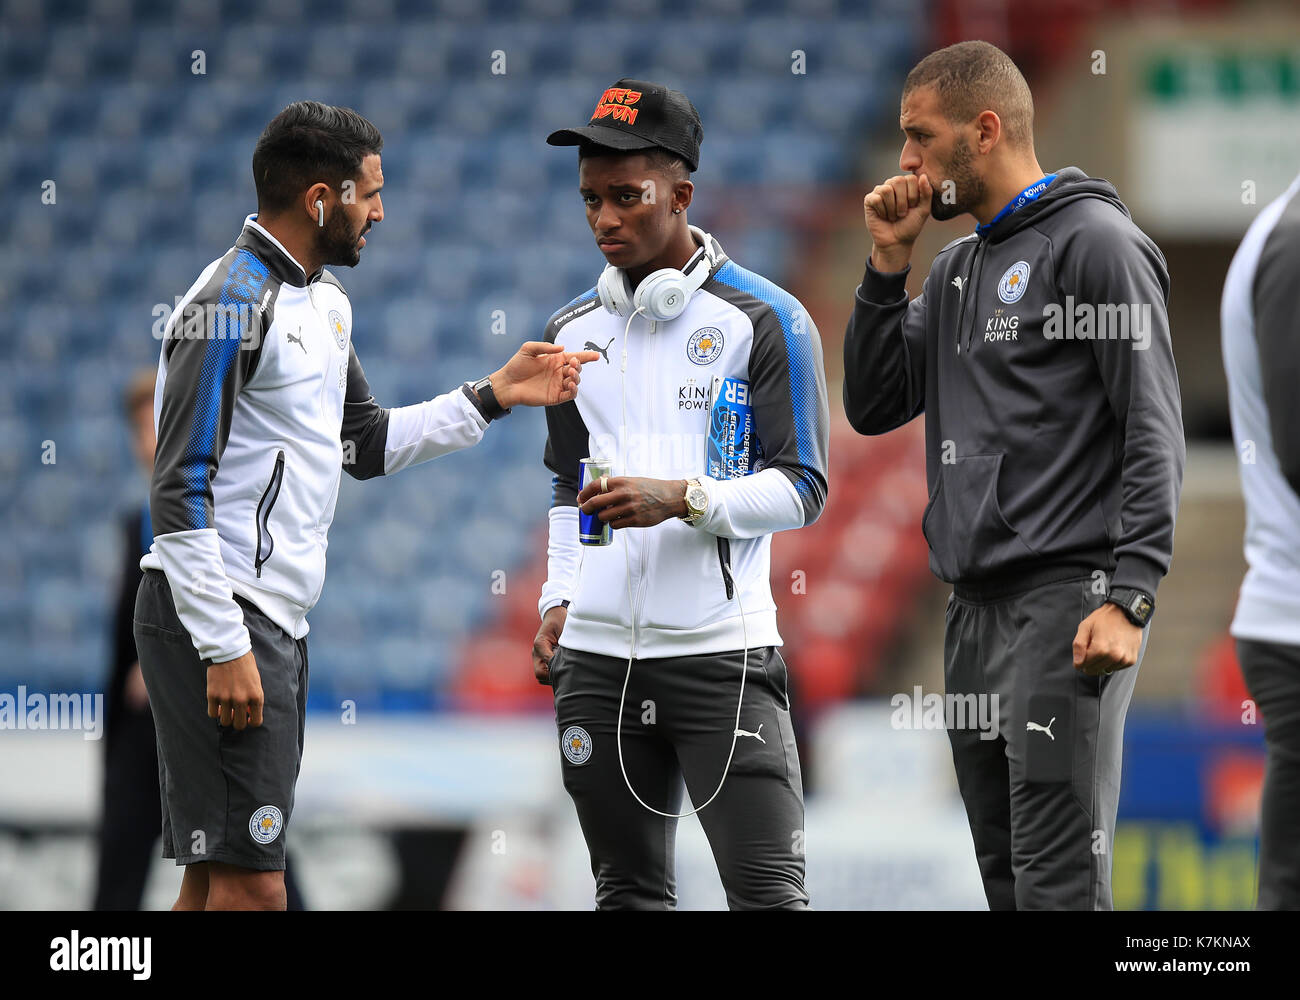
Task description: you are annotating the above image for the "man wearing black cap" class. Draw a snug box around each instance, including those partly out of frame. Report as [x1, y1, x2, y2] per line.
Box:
[530, 79, 830, 910]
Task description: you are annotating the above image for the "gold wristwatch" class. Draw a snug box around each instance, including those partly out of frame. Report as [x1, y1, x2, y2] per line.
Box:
[681, 478, 709, 526]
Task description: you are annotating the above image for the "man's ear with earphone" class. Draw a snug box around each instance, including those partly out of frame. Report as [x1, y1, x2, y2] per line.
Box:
[304, 183, 330, 229]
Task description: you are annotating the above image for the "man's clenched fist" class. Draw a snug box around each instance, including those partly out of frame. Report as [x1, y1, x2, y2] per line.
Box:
[1072, 603, 1142, 677]
[864, 172, 933, 274]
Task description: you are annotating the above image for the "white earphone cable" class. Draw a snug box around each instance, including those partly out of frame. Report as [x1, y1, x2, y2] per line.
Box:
[613, 304, 749, 820]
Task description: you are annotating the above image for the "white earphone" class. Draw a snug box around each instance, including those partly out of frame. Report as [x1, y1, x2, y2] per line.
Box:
[315, 199, 324, 227]
[597, 225, 715, 322]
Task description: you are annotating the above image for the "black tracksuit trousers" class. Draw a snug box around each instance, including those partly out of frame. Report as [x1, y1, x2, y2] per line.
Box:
[945, 574, 1145, 910]
[550, 644, 808, 910]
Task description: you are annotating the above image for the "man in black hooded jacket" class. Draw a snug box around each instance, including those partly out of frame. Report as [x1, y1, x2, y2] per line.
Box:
[843, 41, 1184, 910]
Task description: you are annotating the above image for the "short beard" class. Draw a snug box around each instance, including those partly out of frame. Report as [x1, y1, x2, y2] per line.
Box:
[930, 137, 985, 222]
[314, 209, 364, 268]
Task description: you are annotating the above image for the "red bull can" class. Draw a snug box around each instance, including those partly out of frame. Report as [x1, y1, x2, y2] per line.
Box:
[579, 457, 614, 546]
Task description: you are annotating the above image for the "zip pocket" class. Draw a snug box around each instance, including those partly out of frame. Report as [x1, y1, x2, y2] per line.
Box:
[958, 241, 986, 355]
[717, 537, 735, 600]
[254, 450, 285, 578]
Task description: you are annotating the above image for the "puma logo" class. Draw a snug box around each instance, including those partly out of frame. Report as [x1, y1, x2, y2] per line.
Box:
[1026, 717, 1056, 741]
[735, 723, 765, 744]
[584, 337, 614, 363]
[952, 275, 966, 295]
[287, 327, 307, 354]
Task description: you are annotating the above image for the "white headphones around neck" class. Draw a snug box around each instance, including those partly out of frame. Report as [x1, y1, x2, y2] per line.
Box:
[597, 225, 716, 322]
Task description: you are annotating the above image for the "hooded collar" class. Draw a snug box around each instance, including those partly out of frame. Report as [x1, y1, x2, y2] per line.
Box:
[979, 167, 1129, 243]
[236, 215, 319, 287]
[975, 173, 1056, 237]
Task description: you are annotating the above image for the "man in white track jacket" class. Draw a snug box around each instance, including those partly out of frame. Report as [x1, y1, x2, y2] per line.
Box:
[531, 79, 830, 910]
[135, 101, 596, 911]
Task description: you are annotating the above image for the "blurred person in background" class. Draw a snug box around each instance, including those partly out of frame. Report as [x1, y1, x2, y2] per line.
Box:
[92, 369, 162, 910]
[532, 80, 829, 910]
[1222, 169, 1300, 910]
[93, 369, 307, 910]
[842, 41, 1184, 910]
[135, 100, 596, 911]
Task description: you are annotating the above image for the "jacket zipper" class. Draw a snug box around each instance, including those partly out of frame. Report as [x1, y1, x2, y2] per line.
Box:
[716, 537, 735, 599]
[955, 240, 983, 356]
[253, 450, 286, 578]
[963, 240, 990, 355]
[629, 318, 657, 657]
[305, 281, 336, 544]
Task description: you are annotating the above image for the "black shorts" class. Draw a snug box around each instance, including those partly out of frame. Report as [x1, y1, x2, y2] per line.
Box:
[133, 569, 308, 871]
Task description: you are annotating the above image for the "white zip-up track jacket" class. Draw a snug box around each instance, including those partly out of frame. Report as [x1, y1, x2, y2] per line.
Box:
[1222, 172, 1300, 645]
[539, 233, 830, 658]
[142, 217, 491, 663]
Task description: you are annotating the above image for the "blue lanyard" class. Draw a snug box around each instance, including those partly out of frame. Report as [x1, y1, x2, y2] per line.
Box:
[976, 173, 1057, 237]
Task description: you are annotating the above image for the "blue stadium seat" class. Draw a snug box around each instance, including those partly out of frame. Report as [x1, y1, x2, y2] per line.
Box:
[1, 0, 921, 697]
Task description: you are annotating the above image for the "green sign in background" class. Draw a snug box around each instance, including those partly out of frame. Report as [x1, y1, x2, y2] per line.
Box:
[1146, 50, 1300, 101]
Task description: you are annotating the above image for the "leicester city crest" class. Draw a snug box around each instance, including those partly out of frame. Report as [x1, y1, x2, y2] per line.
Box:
[687, 326, 724, 366]
[328, 308, 348, 350]
[561, 725, 593, 765]
[249, 804, 283, 844]
[997, 261, 1031, 304]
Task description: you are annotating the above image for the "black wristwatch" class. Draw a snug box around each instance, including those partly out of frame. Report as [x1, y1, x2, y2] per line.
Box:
[468, 376, 511, 421]
[1106, 586, 1154, 627]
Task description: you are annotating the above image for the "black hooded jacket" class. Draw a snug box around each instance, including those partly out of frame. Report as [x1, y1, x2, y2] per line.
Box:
[843, 167, 1184, 598]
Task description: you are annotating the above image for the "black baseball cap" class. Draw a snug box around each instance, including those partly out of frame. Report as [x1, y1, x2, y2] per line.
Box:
[546, 78, 702, 172]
